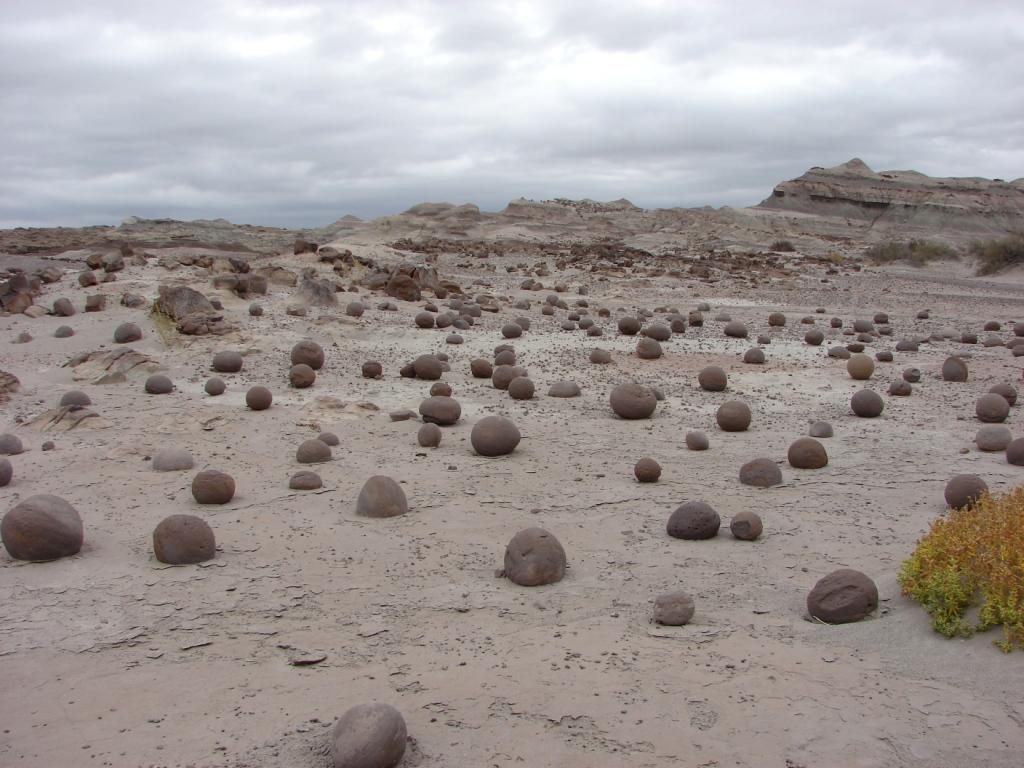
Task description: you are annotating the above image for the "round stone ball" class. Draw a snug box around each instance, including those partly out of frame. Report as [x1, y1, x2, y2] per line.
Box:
[975, 393, 1010, 423]
[976, 425, 1012, 452]
[318, 432, 340, 446]
[1, 495, 83, 561]
[53, 297, 75, 316]
[1006, 438, 1024, 466]
[697, 366, 727, 392]
[895, 339, 919, 352]
[291, 340, 325, 370]
[828, 346, 851, 359]
[297, 439, 331, 464]
[768, 312, 786, 327]
[153, 514, 215, 565]
[903, 367, 921, 383]
[412, 355, 443, 380]
[494, 349, 516, 366]
[289, 363, 316, 389]
[470, 358, 493, 378]
[471, 415, 521, 456]
[54, 325, 75, 338]
[667, 501, 721, 540]
[548, 380, 581, 398]
[414, 311, 435, 329]
[941, 356, 968, 382]
[192, 470, 235, 504]
[60, 390, 91, 407]
[724, 320, 748, 338]
[847, 354, 874, 380]
[634, 458, 661, 483]
[889, 379, 912, 396]
[212, 350, 243, 373]
[491, 366, 525, 392]
[850, 389, 884, 417]
[417, 423, 442, 448]
[743, 348, 765, 364]
[653, 591, 695, 626]
[685, 431, 709, 451]
[0, 458, 11, 487]
[329, 702, 407, 768]
[805, 329, 825, 346]
[590, 348, 611, 364]
[246, 386, 273, 410]
[716, 400, 751, 432]
[809, 421, 833, 438]
[617, 316, 641, 335]
[501, 323, 523, 339]
[739, 457, 782, 487]
[429, 382, 452, 398]
[609, 382, 657, 420]
[730, 510, 763, 541]
[504, 527, 566, 586]
[875, 350, 893, 362]
[419, 396, 461, 426]
[152, 447, 194, 472]
[788, 437, 828, 469]
[636, 337, 663, 359]
[289, 471, 322, 490]
[445, 333, 463, 344]
[249, 303, 263, 316]
[362, 361, 383, 379]
[807, 569, 878, 623]
[145, 374, 173, 394]
[345, 301, 365, 317]
[205, 377, 226, 396]
[644, 323, 671, 341]
[508, 376, 536, 400]
[944, 474, 988, 509]
[113, 322, 142, 344]
[514, 317, 531, 331]
[988, 383, 1018, 406]
[356, 475, 409, 518]
[0, 434, 24, 455]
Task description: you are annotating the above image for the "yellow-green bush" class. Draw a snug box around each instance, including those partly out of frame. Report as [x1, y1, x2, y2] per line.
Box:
[899, 487, 1024, 651]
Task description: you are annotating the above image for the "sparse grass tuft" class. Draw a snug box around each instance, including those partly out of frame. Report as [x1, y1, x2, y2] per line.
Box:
[864, 239, 959, 267]
[970, 232, 1024, 276]
[769, 239, 795, 252]
[899, 487, 1024, 651]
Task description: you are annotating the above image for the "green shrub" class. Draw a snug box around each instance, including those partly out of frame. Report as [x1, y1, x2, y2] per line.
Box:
[864, 239, 959, 266]
[769, 239, 795, 252]
[970, 232, 1024, 275]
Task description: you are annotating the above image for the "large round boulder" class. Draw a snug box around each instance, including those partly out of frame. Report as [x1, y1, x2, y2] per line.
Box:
[548, 381, 581, 398]
[850, 389, 884, 418]
[356, 476, 409, 518]
[609, 383, 656, 420]
[59, 390, 91, 407]
[471, 416, 521, 457]
[291, 340, 325, 370]
[419, 396, 462, 426]
[806, 569, 878, 623]
[503, 527, 566, 586]
[617, 316, 641, 335]
[729, 511, 763, 541]
[787, 437, 828, 469]
[297, 439, 332, 464]
[716, 400, 751, 432]
[289, 364, 316, 389]
[212, 351, 243, 373]
[989, 383, 1018, 406]
[653, 591, 695, 626]
[145, 374, 173, 395]
[0, 434, 24, 455]
[634, 458, 661, 483]
[205, 377, 226, 396]
[470, 358, 493, 378]
[697, 366, 727, 392]
[941, 356, 968, 382]
[191, 470, 235, 504]
[944, 474, 988, 509]
[976, 425, 1012, 452]
[289, 471, 323, 490]
[723, 320, 748, 338]
[975, 393, 1010, 423]
[636, 337, 662, 359]
[412, 355, 443, 381]
[246, 386, 273, 410]
[667, 501, 720, 540]
[685, 431, 709, 451]
[153, 514, 215, 564]
[329, 702, 407, 768]
[507, 376, 536, 400]
[739, 457, 782, 487]
[1007, 438, 1024, 466]
[152, 447, 194, 472]
[1, 495, 83, 561]
[417, 423, 442, 447]
[491, 365, 526, 390]
[113, 322, 142, 344]
[846, 354, 874, 380]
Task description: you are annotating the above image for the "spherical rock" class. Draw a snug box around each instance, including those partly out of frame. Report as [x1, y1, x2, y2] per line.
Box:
[212, 350, 243, 373]
[589, 348, 611, 364]
[0, 458, 11, 487]
[297, 439, 332, 464]
[1006, 438, 1024, 466]
[903, 367, 921, 383]
[944, 474, 988, 509]
[249, 303, 263, 316]
[723, 320, 748, 338]
[289, 471, 322, 490]
[356, 475, 409, 518]
[609, 382, 657, 420]
[846, 354, 874, 380]
[697, 366, 727, 392]
[895, 339, 919, 352]
[730, 511, 763, 541]
[59, 390, 91, 407]
[199, 376, 225, 397]
[345, 301, 365, 317]
[653, 591, 695, 626]
[743, 348, 765, 364]
[636, 337, 662, 359]
[828, 346, 851, 359]
[501, 323, 523, 339]
[634, 458, 661, 483]
[548, 380, 581, 398]
[494, 349, 516, 366]
[419, 396, 461, 426]
[643, 323, 671, 341]
[414, 311, 435, 329]
[471, 415, 521, 457]
[145, 374, 173, 394]
[152, 447, 194, 472]
[976, 425, 1012, 452]
[503, 527, 566, 587]
[850, 389, 884, 417]
[809, 421, 833, 438]
[318, 432, 340, 447]
[667, 501, 720, 540]
[788, 437, 828, 469]
[768, 312, 786, 327]
[53, 297, 75, 316]
[417, 423, 442, 448]
[470, 358, 493, 378]
[54, 325, 75, 338]
[507, 376, 536, 400]
[429, 382, 452, 398]
[0, 434, 24, 455]
[889, 379, 912, 396]
[805, 329, 824, 346]
[875, 350, 893, 362]
[288, 363, 316, 389]
[716, 400, 751, 432]
[113, 322, 142, 344]
[617, 316, 641, 335]
[1, 495, 83, 561]
[329, 702, 407, 768]
[739, 457, 782, 487]
[807, 569, 878, 623]
[246, 386, 273, 410]
[989, 383, 1018, 406]
[361, 361, 383, 379]
[685, 431, 709, 451]
[975, 393, 1010, 423]
[191, 470, 235, 504]
[291, 340, 325, 370]
[941, 356, 968, 382]
[153, 514, 215, 565]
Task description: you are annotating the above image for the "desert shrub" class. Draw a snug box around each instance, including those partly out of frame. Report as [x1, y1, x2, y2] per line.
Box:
[769, 239, 795, 252]
[899, 487, 1024, 651]
[864, 239, 959, 266]
[970, 232, 1024, 275]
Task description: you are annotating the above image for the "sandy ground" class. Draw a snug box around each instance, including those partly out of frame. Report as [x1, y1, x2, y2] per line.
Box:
[1, 242, 1023, 768]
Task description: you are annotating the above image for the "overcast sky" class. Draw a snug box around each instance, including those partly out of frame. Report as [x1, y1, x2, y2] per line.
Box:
[2, 1, 1022, 229]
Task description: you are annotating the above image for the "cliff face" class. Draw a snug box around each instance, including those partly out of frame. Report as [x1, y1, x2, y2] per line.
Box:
[756, 158, 1024, 235]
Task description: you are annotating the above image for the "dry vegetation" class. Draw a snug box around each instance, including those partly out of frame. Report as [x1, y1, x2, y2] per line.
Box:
[863, 239, 959, 266]
[970, 232, 1024, 276]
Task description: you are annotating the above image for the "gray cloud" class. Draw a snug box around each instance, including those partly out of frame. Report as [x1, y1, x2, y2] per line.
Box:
[1, 0, 1022, 228]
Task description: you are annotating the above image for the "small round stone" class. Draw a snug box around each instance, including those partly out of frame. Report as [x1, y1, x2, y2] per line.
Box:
[1006, 438, 1024, 466]
[548, 380, 581, 398]
[54, 325, 75, 338]
[290, 340, 325, 371]
[113, 322, 142, 344]
[634, 458, 661, 483]
[289, 363, 316, 389]
[653, 591, 695, 626]
[419, 396, 461, 426]
[850, 389, 884, 417]
[730, 511, 763, 541]
[318, 432, 340, 446]
[809, 421, 833, 438]
[903, 367, 920, 383]
[289, 470, 322, 490]
[944, 474, 988, 509]
[417, 423, 442, 447]
[429, 382, 452, 397]
[145, 374, 173, 394]
[667, 501, 720, 540]
[152, 448, 194, 472]
[362, 361, 383, 379]
[212, 351, 243, 373]
[246, 386, 273, 410]
[807, 569, 878, 623]
[412, 355, 443, 380]
[636, 337, 663, 359]
[989, 383, 1018, 406]
[507, 376, 535, 400]
[504, 527, 566, 586]
[297, 439, 331, 464]
[501, 323, 523, 339]
[0, 434, 24, 455]
[847, 354, 874, 380]
[697, 366, 727, 392]
[0, 458, 11, 487]
[191, 470, 235, 504]
[59, 390, 91, 407]
[617, 316, 641, 335]
[345, 301, 365, 317]
[356, 475, 409, 518]
[941, 356, 968, 382]
[471, 415, 521, 456]
[739, 457, 782, 487]
[329, 703, 407, 768]
[470, 358, 493, 378]
[788, 437, 828, 469]
[249, 303, 263, 316]
[414, 311, 435, 329]
[976, 425, 1012, 452]
[716, 400, 751, 432]
[685, 431, 709, 450]
[975, 393, 1009, 423]
[805, 329, 824, 346]
[768, 312, 786, 326]
[743, 348, 765, 364]
[590, 348, 612, 364]
[205, 377, 226, 396]
[723, 320, 748, 338]
[494, 349, 516, 366]
[609, 382, 657, 419]
[153, 514, 215, 564]
[1, 495, 83, 561]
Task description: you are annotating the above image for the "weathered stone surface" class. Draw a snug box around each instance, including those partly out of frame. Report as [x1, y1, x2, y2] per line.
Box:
[806, 568, 878, 624]
[1, 495, 83, 561]
[503, 527, 566, 586]
[356, 476, 409, 518]
[329, 703, 407, 768]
